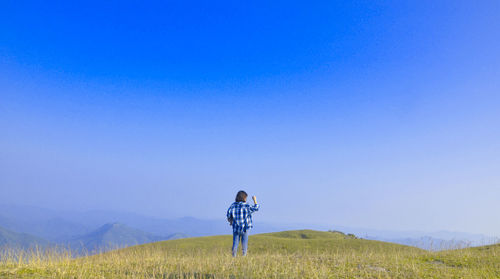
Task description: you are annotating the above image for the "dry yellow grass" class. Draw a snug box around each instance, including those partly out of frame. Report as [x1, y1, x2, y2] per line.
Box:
[0, 230, 498, 278]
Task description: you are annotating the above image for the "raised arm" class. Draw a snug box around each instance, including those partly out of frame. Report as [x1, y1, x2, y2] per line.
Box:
[249, 196, 260, 213]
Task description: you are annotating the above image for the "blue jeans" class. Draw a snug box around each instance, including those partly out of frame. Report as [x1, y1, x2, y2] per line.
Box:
[232, 230, 249, 257]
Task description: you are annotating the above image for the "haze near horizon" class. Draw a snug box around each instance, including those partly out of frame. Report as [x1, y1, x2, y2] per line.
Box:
[1, 1, 499, 236]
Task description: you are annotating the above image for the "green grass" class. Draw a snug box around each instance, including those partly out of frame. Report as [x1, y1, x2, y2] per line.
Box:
[1, 230, 499, 278]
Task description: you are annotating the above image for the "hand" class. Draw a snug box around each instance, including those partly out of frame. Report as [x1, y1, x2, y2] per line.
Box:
[252, 196, 257, 204]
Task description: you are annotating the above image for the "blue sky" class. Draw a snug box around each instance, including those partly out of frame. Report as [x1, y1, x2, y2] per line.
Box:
[1, 1, 499, 235]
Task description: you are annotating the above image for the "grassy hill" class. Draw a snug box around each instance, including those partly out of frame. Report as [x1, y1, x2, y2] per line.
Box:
[0, 230, 498, 278]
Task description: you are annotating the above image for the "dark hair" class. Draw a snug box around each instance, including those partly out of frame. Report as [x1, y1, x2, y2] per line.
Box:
[235, 190, 248, 202]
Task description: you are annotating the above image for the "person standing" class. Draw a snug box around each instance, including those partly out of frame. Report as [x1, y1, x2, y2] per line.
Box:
[226, 190, 259, 257]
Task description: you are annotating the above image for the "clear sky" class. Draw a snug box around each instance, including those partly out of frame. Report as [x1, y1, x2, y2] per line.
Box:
[1, 1, 499, 235]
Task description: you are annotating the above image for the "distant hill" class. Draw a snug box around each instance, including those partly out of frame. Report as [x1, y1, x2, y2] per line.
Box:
[0, 226, 49, 249]
[68, 223, 168, 253]
[0, 204, 225, 241]
[0, 204, 497, 251]
[0, 205, 91, 242]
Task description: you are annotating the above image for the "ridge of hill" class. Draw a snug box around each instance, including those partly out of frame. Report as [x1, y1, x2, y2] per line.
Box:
[0, 225, 50, 249]
[259, 229, 356, 239]
[469, 242, 500, 251]
[126, 229, 419, 255]
[68, 223, 167, 253]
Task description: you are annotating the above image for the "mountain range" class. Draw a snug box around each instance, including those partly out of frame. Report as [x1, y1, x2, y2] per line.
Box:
[67, 223, 177, 253]
[0, 204, 497, 252]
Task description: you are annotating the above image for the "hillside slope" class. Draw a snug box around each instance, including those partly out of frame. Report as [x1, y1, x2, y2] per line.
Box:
[1, 230, 498, 278]
[132, 229, 417, 255]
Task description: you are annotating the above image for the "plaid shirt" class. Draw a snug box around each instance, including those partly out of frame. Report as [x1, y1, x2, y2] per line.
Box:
[226, 202, 260, 233]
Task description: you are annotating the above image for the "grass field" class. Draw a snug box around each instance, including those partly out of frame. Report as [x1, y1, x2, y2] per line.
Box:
[1, 230, 499, 278]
